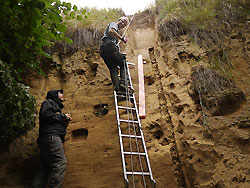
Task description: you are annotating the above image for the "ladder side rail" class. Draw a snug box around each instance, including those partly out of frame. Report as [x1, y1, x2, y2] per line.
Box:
[127, 87, 156, 186]
[125, 61, 147, 187]
[130, 119, 147, 187]
[114, 92, 129, 185]
[138, 121, 156, 186]
[126, 61, 134, 91]
[126, 61, 155, 182]
[128, 122, 136, 187]
[125, 98, 147, 187]
[124, 60, 137, 187]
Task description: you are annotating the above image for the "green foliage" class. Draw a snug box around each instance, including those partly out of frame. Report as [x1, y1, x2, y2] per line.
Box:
[156, 0, 249, 84]
[208, 53, 234, 79]
[66, 7, 124, 32]
[0, 0, 88, 145]
[157, 0, 249, 67]
[156, 0, 249, 31]
[0, 60, 36, 145]
[47, 7, 124, 55]
[0, 0, 85, 75]
[143, 1, 156, 13]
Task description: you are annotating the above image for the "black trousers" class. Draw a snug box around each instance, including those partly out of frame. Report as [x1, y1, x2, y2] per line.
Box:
[31, 136, 67, 188]
[100, 41, 126, 90]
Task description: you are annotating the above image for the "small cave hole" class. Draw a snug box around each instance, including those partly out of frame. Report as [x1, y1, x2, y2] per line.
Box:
[148, 47, 154, 52]
[177, 120, 184, 134]
[76, 69, 86, 75]
[169, 83, 175, 89]
[160, 137, 169, 146]
[153, 130, 164, 139]
[104, 82, 112, 86]
[71, 128, 88, 142]
[91, 63, 98, 75]
[173, 105, 184, 115]
[148, 122, 161, 130]
[145, 75, 155, 85]
[93, 103, 108, 117]
[189, 155, 193, 160]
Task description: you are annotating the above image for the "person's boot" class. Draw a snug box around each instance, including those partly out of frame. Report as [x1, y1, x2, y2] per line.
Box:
[116, 84, 126, 95]
[114, 86, 119, 92]
[122, 53, 127, 60]
[119, 83, 134, 94]
[128, 87, 134, 94]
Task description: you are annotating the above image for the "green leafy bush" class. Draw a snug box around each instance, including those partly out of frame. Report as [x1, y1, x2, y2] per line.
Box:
[0, 0, 82, 75]
[0, 1, 89, 145]
[0, 0, 82, 145]
[0, 60, 36, 145]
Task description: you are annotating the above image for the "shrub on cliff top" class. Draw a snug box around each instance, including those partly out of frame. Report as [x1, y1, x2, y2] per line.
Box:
[66, 7, 124, 31]
[157, 0, 250, 43]
[190, 65, 246, 116]
[47, 7, 124, 55]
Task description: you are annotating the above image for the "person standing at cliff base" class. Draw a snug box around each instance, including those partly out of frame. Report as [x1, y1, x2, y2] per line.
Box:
[31, 89, 72, 188]
[100, 16, 134, 94]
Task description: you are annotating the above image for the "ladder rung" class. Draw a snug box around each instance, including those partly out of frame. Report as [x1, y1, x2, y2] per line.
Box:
[116, 94, 133, 97]
[120, 134, 142, 138]
[123, 152, 146, 155]
[126, 172, 150, 175]
[118, 106, 136, 110]
[127, 62, 135, 66]
[119, 119, 139, 123]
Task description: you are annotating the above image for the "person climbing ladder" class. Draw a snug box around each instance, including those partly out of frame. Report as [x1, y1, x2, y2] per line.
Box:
[100, 16, 134, 95]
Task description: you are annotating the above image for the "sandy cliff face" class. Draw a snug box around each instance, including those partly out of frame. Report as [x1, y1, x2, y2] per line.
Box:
[0, 10, 249, 188]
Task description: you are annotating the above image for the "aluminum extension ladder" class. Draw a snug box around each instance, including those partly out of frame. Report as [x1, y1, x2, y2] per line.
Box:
[113, 59, 156, 188]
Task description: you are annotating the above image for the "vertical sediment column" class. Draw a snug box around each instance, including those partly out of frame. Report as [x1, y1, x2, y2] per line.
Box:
[148, 48, 187, 188]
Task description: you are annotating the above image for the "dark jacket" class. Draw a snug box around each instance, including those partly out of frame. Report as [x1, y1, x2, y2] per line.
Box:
[100, 22, 120, 58]
[38, 90, 68, 143]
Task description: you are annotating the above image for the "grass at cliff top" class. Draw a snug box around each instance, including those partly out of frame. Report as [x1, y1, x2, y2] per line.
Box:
[156, 0, 249, 29]
[66, 7, 124, 32]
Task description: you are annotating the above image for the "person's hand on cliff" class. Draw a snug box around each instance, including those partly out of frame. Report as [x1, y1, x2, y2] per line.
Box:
[65, 113, 72, 121]
[121, 37, 128, 43]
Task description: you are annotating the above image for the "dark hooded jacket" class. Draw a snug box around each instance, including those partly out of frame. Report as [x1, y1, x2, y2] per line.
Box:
[38, 89, 68, 142]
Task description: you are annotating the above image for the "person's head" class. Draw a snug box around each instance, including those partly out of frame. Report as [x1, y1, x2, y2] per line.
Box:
[46, 89, 64, 102]
[118, 16, 129, 29]
[58, 90, 64, 102]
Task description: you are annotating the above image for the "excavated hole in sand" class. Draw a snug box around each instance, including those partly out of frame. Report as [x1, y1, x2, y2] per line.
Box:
[93, 103, 109, 117]
[153, 130, 164, 140]
[71, 128, 88, 142]
[169, 83, 175, 89]
[145, 75, 155, 85]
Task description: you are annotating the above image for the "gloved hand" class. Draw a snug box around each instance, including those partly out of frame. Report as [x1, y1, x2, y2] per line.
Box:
[65, 113, 72, 121]
[121, 37, 128, 43]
